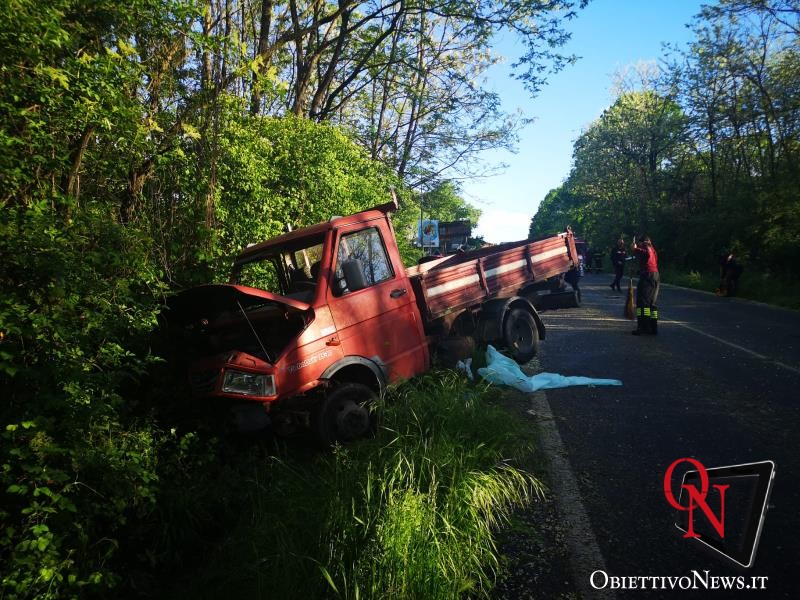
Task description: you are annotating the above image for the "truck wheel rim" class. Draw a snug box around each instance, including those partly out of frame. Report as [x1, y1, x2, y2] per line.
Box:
[333, 399, 370, 440]
[511, 318, 533, 351]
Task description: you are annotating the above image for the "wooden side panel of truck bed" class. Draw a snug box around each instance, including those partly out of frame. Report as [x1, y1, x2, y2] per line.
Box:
[407, 233, 576, 320]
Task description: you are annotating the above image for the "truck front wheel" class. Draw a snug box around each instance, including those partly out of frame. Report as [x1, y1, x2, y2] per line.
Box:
[503, 308, 539, 364]
[313, 383, 377, 447]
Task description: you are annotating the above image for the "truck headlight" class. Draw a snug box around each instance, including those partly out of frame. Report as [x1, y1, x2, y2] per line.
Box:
[222, 370, 276, 396]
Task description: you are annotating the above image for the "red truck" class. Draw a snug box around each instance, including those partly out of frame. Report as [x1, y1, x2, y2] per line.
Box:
[165, 197, 578, 443]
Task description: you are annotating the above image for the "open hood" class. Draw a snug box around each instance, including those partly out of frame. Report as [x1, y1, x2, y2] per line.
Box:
[163, 284, 311, 363]
[164, 284, 310, 327]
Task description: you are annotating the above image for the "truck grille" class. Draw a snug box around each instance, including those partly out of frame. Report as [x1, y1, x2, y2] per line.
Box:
[189, 369, 221, 396]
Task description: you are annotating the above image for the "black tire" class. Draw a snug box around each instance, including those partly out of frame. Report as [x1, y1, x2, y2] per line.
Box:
[313, 382, 377, 447]
[503, 308, 539, 364]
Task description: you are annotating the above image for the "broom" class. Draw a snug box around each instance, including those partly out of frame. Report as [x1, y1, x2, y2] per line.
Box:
[625, 276, 636, 320]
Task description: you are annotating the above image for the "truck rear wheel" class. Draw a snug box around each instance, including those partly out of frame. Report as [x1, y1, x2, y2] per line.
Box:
[313, 383, 377, 447]
[503, 308, 539, 364]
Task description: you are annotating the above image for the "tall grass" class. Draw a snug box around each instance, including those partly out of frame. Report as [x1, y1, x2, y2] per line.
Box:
[660, 267, 800, 309]
[167, 371, 542, 599]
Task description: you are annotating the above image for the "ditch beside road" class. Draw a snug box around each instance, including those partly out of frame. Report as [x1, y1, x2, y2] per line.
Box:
[495, 274, 800, 599]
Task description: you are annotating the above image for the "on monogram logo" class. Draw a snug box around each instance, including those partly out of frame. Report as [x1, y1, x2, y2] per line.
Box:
[663, 459, 775, 569]
[664, 457, 729, 539]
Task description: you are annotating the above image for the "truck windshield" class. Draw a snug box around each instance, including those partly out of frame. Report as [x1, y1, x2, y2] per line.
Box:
[232, 237, 325, 301]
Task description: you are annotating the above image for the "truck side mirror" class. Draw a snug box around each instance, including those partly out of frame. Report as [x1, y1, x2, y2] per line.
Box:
[342, 258, 368, 292]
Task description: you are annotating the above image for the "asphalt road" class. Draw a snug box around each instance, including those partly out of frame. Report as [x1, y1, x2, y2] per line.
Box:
[533, 273, 800, 598]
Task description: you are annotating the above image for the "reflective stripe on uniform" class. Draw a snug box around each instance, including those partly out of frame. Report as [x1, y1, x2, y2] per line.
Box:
[643, 307, 651, 316]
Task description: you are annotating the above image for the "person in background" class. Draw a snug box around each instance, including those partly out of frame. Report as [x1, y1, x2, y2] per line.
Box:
[610, 238, 627, 291]
[631, 235, 659, 335]
[717, 252, 743, 297]
[564, 266, 582, 303]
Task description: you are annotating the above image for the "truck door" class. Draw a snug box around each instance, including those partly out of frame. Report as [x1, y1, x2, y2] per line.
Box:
[327, 222, 428, 381]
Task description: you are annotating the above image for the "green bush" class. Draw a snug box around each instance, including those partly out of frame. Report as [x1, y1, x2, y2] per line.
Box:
[0, 200, 165, 598]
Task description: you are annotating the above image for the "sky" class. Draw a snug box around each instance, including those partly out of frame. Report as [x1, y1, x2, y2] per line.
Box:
[465, 0, 707, 243]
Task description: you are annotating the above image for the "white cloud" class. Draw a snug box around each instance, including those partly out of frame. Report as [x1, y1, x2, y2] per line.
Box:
[473, 208, 532, 244]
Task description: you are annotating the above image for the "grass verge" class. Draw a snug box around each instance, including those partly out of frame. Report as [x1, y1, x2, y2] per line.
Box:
[160, 370, 543, 599]
[660, 267, 800, 310]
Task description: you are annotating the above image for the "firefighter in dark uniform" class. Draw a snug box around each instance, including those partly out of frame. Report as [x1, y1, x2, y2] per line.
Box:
[717, 252, 743, 297]
[610, 239, 627, 291]
[631, 235, 659, 335]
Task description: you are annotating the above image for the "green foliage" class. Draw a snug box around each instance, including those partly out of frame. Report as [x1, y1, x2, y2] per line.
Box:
[529, 186, 584, 238]
[0, 419, 161, 598]
[530, 5, 800, 303]
[422, 180, 482, 225]
[0, 2, 192, 593]
[660, 267, 800, 310]
[0, 0, 200, 207]
[0, 199, 167, 598]
[165, 371, 542, 599]
[0, 201, 164, 400]
[214, 108, 402, 270]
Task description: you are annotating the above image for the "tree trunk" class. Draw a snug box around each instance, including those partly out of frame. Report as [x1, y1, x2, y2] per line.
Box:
[62, 125, 94, 202]
[250, 0, 274, 115]
[309, 9, 350, 119]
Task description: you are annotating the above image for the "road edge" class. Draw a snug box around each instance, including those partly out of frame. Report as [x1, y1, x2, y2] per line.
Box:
[530, 390, 615, 600]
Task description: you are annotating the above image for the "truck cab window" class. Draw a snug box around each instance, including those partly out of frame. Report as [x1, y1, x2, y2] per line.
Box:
[334, 227, 393, 295]
[232, 238, 324, 301]
[235, 259, 281, 292]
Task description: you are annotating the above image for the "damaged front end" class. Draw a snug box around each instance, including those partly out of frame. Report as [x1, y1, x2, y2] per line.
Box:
[162, 284, 311, 418]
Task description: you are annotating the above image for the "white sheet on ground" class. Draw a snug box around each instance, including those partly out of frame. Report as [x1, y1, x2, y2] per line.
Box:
[477, 345, 622, 393]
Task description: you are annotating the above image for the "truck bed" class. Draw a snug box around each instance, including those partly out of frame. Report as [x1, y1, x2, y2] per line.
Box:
[407, 232, 577, 320]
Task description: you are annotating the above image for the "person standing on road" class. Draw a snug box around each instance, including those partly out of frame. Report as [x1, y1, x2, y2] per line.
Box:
[610, 239, 627, 291]
[717, 252, 743, 297]
[564, 265, 582, 303]
[631, 235, 659, 335]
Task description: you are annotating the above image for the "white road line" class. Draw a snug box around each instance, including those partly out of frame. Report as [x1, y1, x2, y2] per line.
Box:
[530, 390, 615, 599]
[667, 321, 800, 376]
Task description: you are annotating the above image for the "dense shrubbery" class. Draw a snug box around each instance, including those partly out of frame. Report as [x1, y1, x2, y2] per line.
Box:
[213, 108, 413, 267]
[0, 198, 166, 597]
